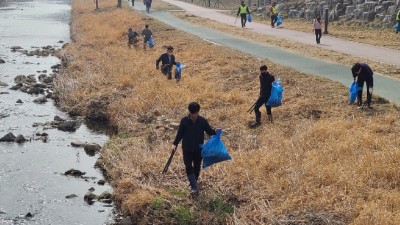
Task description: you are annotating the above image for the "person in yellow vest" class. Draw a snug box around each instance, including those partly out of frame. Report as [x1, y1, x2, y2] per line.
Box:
[396, 9, 400, 34]
[237, 1, 251, 28]
[270, 2, 278, 28]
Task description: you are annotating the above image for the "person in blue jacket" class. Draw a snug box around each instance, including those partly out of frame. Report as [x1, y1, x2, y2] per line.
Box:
[156, 46, 176, 80]
[250, 65, 275, 128]
[172, 102, 220, 194]
[351, 62, 374, 109]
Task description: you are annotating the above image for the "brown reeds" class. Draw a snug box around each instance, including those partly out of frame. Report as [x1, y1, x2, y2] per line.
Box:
[55, 0, 400, 224]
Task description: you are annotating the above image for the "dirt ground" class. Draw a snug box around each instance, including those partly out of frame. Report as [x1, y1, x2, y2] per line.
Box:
[57, 0, 400, 224]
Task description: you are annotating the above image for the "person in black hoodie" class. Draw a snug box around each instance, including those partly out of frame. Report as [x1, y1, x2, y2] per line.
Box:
[156, 46, 176, 80]
[351, 63, 374, 109]
[250, 65, 275, 128]
[172, 102, 220, 194]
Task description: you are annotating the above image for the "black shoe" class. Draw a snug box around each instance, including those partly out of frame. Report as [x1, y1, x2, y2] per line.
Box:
[249, 121, 261, 128]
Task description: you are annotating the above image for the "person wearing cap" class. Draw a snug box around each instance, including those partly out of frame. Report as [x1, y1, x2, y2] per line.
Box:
[237, 1, 251, 28]
[156, 46, 176, 80]
[250, 65, 275, 128]
[270, 2, 278, 28]
[351, 63, 374, 109]
[172, 102, 220, 194]
[141, 24, 153, 51]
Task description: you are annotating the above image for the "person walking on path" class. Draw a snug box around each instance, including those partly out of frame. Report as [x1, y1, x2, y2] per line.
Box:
[156, 46, 176, 80]
[145, 0, 152, 13]
[250, 65, 275, 128]
[313, 14, 322, 44]
[172, 102, 220, 194]
[141, 24, 153, 50]
[351, 63, 374, 109]
[127, 28, 139, 48]
[237, 1, 251, 28]
[396, 9, 400, 34]
[270, 2, 278, 28]
[131, 0, 135, 6]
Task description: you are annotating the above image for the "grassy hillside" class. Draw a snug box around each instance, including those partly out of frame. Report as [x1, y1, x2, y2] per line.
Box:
[55, 0, 400, 224]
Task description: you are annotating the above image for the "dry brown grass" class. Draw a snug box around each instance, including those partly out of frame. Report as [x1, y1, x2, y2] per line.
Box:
[56, 0, 400, 224]
[169, 12, 400, 80]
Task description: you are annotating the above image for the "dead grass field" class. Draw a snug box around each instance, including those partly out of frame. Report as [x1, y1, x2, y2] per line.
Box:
[55, 0, 400, 224]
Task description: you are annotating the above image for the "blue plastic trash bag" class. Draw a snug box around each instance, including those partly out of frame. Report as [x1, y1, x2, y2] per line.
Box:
[247, 14, 252, 22]
[395, 22, 399, 30]
[266, 79, 284, 107]
[201, 130, 231, 169]
[349, 82, 358, 103]
[174, 62, 185, 80]
[277, 16, 282, 26]
[147, 36, 154, 48]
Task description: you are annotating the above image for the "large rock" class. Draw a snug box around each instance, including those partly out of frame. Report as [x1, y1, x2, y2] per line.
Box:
[306, 1, 318, 10]
[364, 1, 378, 11]
[345, 5, 356, 15]
[381, 1, 394, 9]
[0, 132, 16, 142]
[33, 96, 47, 104]
[0, 58, 5, 64]
[354, 9, 364, 19]
[64, 169, 86, 176]
[387, 5, 397, 15]
[98, 191, 112, 200]
[375, 13, 385, 20]
[288, 9, 299, 18]
[374, 6, 385, 14]
[84, 192, 97, 204]
[84, 143, 101, 156]
[27, 87, 44, 95]
[363, 11, 376, 21]
[58, 120, 81, 132]
[305, 8, 316, 21]
[15, 134, 26, 143]
[0, 81, 8, 87]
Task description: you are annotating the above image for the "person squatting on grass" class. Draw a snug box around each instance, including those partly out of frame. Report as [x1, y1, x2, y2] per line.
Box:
[250, 65, 275, 128]
[313, 14, 322, 44]
[351, 63, 374, 109]
[237, 1, 251, 28]
[141, 24, 153, 50]
[270, 2, 278, 28]
[127, 28, 139, 48]
[156, 46, 176, 80]
[172, 102, 220, 194]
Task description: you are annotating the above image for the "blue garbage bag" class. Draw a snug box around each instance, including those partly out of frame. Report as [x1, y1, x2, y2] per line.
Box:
[349, 82, 358, 103]
[201, 130, 231, 169]
[277, 16, 282, 26]
[247, 14, 252, 22]
[174, 62, 185, 80]
[147, 36, 154, 48]
[266, 79, 284, 107]
[395, 22, 399, 30]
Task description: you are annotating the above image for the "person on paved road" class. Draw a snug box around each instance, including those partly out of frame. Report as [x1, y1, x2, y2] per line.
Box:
[145, 0, 152, 13]
[237, 1, 251, 28]
[313, 14, 322, 44]
[156, 46, 176, 80]
[172, 102, 220, 194]
[351, 63, 374, 109]
[250, 65, 275, 128]
[270, 2, 278, 28]
[141, 24, 153, 50]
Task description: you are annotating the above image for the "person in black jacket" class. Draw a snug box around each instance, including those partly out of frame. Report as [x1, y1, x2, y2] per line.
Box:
[250, 65, 275, 128]
[172, 102, 220, 194]
[156, 46, 176, 80]
[351, 62, 374, 109]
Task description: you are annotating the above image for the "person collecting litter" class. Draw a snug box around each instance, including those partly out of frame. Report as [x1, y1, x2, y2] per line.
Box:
[270, 2, 278, 28]
[172, 102, 220, 194]
[313, 14, 322, 44]
[250, 65, 275, 128]
[351, 62, 374, 109]
[141, 24, 153, 50]
[237, 1, 251, 28]
[156, 46, 176, 80]
[127, 28, 139, 48]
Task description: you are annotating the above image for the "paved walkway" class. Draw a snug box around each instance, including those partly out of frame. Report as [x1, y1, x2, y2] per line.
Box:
[132, 2, 400, 105]
[161, 0, 400, 67]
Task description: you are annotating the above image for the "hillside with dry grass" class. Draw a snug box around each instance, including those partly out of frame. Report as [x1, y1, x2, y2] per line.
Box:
[55, 0, 400, 224]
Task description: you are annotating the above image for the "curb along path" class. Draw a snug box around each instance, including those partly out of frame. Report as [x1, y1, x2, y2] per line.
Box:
[132, 2, 400, 105]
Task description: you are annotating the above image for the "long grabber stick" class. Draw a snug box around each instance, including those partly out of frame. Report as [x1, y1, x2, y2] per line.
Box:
[162, 145, 178, 174]
[234, 15, 238, 25]
[247, 101, 257, 114]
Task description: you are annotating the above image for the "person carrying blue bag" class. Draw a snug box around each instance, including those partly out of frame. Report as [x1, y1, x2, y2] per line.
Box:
[349, 81, 358, 104]
[201, 130, 231, 169]
[174, 62, 185, 82]
[237, 1, 251, 28]
[248, 65, 275, 128]
[266, 78, 283, 107]
[351, 63, 374, 109]
[172, 102, 221, 194]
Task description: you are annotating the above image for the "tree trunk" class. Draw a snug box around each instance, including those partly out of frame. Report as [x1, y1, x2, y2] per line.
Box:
[117, 0, 122, 8]
[95, 0, 99, 9]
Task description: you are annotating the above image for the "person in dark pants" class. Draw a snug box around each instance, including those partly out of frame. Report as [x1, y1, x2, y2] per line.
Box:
[127, 28, 138, 48]
[351, 63, 374, 109]
[156, 46, 176, 80]
[250, 65, 275, 128]
[141, 24, 153, 50]
[131, 0, 134, 6]
[270, 2, 277, 28]
[237, 1, 251, 28]
[172, 102, 219, 194]
[313, 14, 322, 44]
[145, 0, 152, 13]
